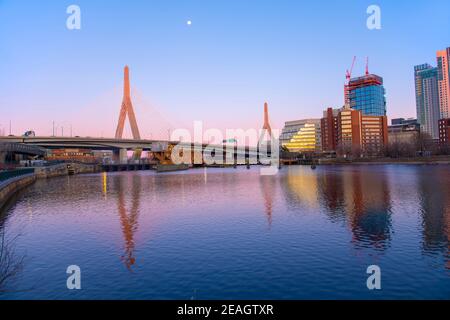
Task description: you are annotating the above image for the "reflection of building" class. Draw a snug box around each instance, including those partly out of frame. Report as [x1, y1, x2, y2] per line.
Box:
[417, 168, 449, 253]
[316, 170, 346, 222]
[348, 74, 386, 116]
[415, 64, 440, 139]
[388, 118, 420, 144]
[321, 106, 388, 156]
[280, 119, 321, 153]
[343, 169, 392, 250]
[437, 47, 450, 119]
[438, 118, 450, 145]
[316, 168, 393, 250]
[284, 170, 319, 208]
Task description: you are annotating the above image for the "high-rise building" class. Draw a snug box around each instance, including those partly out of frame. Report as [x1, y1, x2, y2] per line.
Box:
[359, 113, 389, 155]
[348, 74, 386, 116]
[337, 107, 361, 151]
[280, 119, 322, 153]
[414, 64, 440, 139]
[320, 106, 388, 156]
[321, 108, 339, 152]
[439, 118, 450, 145]
[437, 47, 450, 119]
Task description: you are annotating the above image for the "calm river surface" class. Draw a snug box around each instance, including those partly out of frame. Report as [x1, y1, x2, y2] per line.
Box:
[0, 165, 449, 299]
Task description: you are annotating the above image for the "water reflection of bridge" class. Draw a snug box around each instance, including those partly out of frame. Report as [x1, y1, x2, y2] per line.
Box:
[91, 166, 450, 270]
[101, 173, 143, 270]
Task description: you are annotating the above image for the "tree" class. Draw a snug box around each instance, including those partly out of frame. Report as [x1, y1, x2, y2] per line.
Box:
[415, 132, 436, 156]
[386, 141, 416, 158]
[0, 228, 24, 293]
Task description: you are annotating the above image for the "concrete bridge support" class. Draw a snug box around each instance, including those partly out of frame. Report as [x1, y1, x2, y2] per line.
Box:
[112, 148, 129, 164]
[0, 151, 6, 164]
[119, 148, 128, 164]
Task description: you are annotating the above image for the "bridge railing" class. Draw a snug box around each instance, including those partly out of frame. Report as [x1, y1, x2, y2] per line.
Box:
[0, 142, 46, 156]
[0, 168, 35, 183]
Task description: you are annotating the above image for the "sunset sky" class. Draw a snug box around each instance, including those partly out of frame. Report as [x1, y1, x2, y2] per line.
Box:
[1, 0, 450, 140]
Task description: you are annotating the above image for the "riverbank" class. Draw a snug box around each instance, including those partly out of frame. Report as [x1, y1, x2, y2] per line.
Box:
[0, 163, 100, 210]
[0, 173, 36, 211]
[34, 162, 100, 178]
[317, 155, 450, 165]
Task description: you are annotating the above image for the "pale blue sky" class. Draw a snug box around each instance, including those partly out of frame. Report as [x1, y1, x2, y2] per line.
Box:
[1, 0, 449, 138]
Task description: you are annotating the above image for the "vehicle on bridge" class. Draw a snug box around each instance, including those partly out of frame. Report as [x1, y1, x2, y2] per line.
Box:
[23, 130, 36, 137]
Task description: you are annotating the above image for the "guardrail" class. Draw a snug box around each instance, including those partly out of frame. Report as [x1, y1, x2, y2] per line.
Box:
[0, 142, 46, 156]
[0, 168, 35, 183]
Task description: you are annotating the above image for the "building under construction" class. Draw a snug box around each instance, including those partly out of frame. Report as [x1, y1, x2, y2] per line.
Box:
[344, 57, 387, 117]
[347, 74, 386, 116]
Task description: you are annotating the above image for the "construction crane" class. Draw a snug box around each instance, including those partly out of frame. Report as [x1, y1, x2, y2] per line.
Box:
[344, 56, 357, 107]
[345, 56, 357, 84]
[365, 56, 370, 75]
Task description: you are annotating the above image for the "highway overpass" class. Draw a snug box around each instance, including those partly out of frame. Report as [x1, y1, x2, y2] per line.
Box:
[0, 136, 168, 151]
[0, 136, 265, 163]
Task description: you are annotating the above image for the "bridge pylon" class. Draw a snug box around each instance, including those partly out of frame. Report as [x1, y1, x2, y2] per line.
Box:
[259, 102, 272, 142]
[115, 66, 141, 140]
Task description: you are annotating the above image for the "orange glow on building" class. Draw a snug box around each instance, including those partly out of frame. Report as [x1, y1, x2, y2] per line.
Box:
[321, 106, 388, 156]
[437, 48, 450, 119]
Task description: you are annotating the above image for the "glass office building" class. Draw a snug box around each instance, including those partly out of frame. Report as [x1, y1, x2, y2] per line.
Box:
[437, 47, 450, 119]
[348, 74, 386, 116]
[414, 64, 440, 139]
[280, 119, 322, 153]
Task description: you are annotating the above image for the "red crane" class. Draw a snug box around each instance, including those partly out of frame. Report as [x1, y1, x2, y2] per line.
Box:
[365, 56, 370, 75]
[345, 56, 357, 84]
[344, 56, 357, 106]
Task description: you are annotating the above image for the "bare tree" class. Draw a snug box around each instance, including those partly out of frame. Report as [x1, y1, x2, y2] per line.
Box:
[336, 142, 353, 159]
[386, 141, 416, 158]
[437, 142, 450, 155]
[415, 132, 437, 155]
[0, 227, 24, 292]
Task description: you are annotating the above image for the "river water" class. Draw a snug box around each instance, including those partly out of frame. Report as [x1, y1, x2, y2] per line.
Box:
[0, 165, 449, 299]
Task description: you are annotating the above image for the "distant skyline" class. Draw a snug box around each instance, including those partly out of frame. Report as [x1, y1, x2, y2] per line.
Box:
[1, 1, 450, 139]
